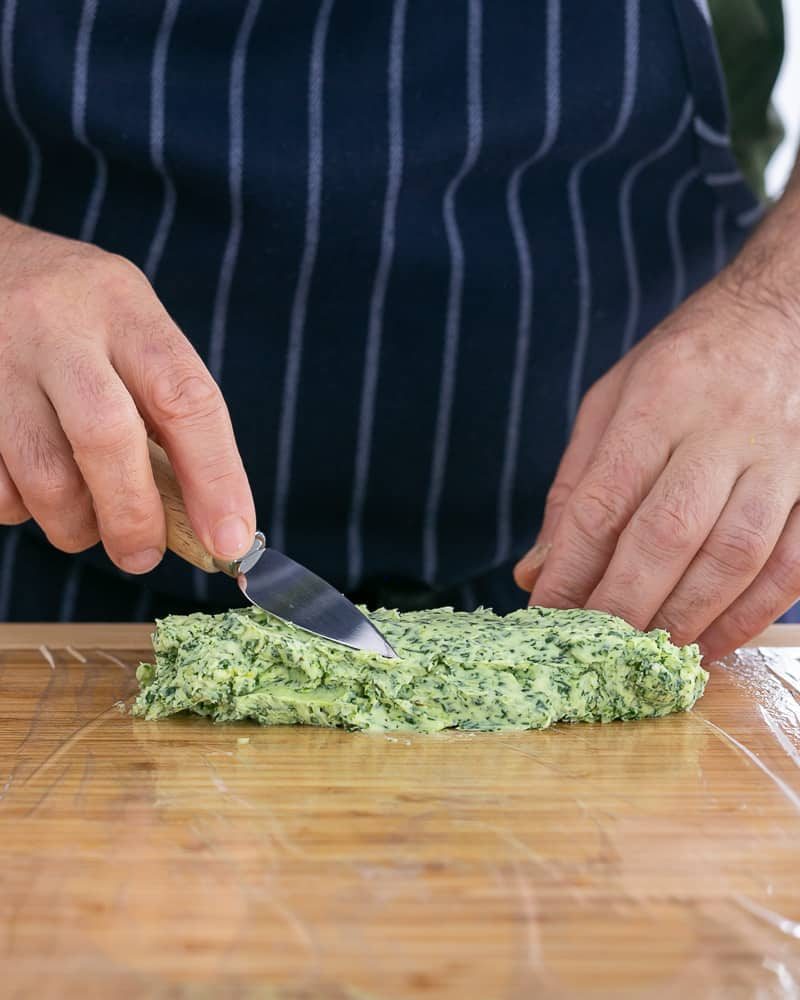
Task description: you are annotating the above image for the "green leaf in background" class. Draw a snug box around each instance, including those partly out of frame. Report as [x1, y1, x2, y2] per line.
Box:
[709, 0, 785, 200]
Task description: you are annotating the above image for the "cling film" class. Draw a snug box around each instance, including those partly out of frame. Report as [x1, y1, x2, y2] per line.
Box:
[0, 639, 798, 996]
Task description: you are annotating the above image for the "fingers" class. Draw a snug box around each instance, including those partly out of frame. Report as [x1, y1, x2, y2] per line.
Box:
[0, 456, 29, 525]
[585, 443, 740, 630]
[528, 411, 670, 610]
[37, 346, 166, 573]
[111, 310, 256, 561]
[649, 467, 791, 644]
[514, 369, 623, 591]
[0, 387, 99, 553]
[699, 503, 800, 661]
[0, 231, 252, 571]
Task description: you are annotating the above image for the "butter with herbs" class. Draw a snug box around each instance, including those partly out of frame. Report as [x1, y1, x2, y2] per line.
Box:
[133, 605, 707, 733]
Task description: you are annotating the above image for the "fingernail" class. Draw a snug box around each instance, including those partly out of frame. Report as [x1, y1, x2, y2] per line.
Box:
[519, 541, 551, 572]
[120, 548, 162, 575]
[213, 515, 251, 559]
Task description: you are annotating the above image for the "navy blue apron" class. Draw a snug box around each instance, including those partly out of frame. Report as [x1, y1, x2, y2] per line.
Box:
[0, 0, 763, 621]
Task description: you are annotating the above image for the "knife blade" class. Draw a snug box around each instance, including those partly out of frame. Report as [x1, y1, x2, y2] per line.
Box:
[147, 439, 397, 658]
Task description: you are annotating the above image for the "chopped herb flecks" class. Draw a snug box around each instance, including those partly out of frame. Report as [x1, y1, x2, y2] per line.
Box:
[132, 606, 708, 733]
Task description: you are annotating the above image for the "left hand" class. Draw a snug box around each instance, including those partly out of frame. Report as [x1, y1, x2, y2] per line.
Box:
[514, 261, 800, 662]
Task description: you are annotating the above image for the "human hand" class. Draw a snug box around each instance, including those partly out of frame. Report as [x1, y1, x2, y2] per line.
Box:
[515, 249, 800, 661]
[0, 217, 255, 573]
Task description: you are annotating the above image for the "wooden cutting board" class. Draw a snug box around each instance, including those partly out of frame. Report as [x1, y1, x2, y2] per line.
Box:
[1, 623, 799, 999]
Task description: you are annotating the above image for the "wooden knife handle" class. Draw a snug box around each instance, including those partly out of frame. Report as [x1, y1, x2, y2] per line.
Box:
[147, 438, 219, 574]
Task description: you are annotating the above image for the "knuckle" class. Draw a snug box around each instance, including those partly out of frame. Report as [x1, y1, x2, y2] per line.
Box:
[739, 489, 780, 537]
[650, 324, 706, 372]
[148, 365, 223, 425]
[570, 484, 629, 541]
[4, 280, 62, 343]
[102, 497, 161, 543]
[93, 479, 163, 550]
[90, 251, 149, 299]
[634, 503, 696, 557]
[655, 592, 714, 644]
[106, 252, 147, 284]
[4, 277, 38, 319]
[15, 245, 95, 300]
[57, 355, 143, 455]
[766, 541, 800, 597]
[702, 525, 771, 578]
[71, 401, 142, 457]
[544, 480, 574, 519]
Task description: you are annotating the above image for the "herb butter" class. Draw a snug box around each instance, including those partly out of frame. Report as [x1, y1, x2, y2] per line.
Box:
[133, 605, 707, 733]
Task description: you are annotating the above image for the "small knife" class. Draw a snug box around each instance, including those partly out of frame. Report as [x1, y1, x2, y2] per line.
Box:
[147, 440, 397, 658]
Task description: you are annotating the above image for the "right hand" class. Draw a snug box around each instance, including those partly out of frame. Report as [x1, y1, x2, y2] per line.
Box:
[0, 217, 256, 574]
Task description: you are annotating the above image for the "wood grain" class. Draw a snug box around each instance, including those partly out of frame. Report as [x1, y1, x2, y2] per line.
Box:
[148, 438, 220, 574]
[0, 626, 799, 998]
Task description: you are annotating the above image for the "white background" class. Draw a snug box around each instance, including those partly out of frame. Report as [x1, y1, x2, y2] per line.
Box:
[765, 1, 799, 197]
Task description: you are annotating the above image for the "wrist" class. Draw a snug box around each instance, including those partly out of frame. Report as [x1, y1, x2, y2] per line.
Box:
[717, 184, 800, 338]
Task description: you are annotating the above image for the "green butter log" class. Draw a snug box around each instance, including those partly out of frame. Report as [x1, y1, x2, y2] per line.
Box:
[133, 606, 708, 733]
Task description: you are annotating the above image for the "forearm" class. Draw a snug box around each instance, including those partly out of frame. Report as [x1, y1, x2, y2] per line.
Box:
[719, 148, 800, 331]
